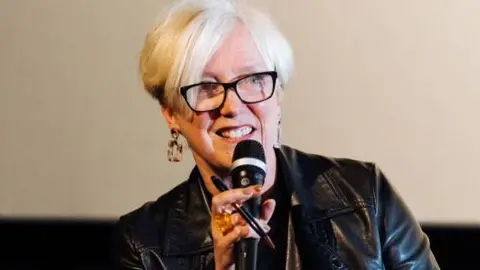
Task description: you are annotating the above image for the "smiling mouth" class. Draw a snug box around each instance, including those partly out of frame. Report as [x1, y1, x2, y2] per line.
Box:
[216, 126, 255, 139]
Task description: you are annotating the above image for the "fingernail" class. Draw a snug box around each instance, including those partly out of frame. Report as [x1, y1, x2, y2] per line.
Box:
[254, 185, 262, 192]
[263, 224, 271, 232]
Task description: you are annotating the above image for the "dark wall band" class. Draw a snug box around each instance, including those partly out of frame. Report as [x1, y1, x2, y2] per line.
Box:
[0, 219, 477, 269]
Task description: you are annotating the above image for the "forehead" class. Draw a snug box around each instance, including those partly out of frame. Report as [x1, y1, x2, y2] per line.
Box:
[203, 22, 267, 79]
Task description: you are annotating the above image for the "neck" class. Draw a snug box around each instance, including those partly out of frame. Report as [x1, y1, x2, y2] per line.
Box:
[195, 148, 277, 196]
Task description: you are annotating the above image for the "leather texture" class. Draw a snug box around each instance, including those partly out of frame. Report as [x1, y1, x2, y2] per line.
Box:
[110, 145, 439, 269]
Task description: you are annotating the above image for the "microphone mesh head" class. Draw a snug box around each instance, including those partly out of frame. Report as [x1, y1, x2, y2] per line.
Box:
[232, 140, 266, 162]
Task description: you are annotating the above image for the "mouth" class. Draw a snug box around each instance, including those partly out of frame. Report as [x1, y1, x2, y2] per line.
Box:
[215, 126, 255, 140]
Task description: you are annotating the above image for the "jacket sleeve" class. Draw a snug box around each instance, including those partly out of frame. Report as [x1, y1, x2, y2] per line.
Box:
[110, 217, 145, 270]
[373, 164, 440, 269]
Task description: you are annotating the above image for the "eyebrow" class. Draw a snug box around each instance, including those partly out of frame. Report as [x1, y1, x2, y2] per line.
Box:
[202, 64, 266, 82]
[233, 64, 265, 75]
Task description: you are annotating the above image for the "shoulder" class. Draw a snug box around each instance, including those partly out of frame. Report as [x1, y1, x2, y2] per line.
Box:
[280, 144, 379, 181]
[279, 144, 382, 208]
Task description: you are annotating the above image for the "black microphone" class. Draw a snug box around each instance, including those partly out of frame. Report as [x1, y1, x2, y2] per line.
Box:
[230, 139, 267, 270]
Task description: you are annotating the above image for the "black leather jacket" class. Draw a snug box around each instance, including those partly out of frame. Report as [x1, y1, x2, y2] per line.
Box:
[111, 145, 439, 269]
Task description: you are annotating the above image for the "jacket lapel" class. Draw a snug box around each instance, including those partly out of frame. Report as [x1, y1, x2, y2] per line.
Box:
[161, 167, 213, 257]
[278, 145, 353, 269]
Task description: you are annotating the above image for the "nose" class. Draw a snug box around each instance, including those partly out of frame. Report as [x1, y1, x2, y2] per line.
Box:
[219, 87, 245, 117]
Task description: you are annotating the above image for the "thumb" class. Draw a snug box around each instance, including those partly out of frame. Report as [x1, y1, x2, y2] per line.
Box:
[261, 199, 276, 222]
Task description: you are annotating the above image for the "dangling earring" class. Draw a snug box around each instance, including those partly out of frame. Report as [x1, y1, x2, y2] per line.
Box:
[167, 128, 183, 162]
[274, 112, 282, 148]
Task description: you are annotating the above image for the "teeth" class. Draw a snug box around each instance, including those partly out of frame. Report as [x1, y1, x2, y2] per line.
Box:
[221, 127, 252, 138]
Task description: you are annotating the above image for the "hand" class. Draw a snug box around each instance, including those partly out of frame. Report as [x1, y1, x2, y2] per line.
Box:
[210, 184, 276, 270]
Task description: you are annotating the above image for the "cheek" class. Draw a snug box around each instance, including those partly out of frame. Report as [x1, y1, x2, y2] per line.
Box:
[180, 114, 214, 143]
[251, 103, 280, 139]
[194, 114, 214, 132]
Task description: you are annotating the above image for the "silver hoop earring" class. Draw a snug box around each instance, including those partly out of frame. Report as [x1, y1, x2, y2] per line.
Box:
[167, 129, 183, 162]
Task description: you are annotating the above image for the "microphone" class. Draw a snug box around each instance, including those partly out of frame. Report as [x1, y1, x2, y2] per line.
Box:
[230, 139, 267, 270]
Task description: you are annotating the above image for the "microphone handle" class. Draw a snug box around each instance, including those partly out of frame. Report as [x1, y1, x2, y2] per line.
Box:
[234, 196, 261, 270]
[234, 239, 258, 270]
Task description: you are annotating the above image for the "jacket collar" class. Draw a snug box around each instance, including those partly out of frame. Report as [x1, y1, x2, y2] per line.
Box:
[160, 145, 353, 256]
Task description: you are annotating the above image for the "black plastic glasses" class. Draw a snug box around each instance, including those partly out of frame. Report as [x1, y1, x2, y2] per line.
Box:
[179, 71, 278, 112]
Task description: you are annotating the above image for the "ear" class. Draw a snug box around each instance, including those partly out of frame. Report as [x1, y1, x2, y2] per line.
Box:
[161, 106, 181, 131]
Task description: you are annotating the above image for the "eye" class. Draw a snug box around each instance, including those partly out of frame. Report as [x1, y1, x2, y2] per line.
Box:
[248, 75, 264, 84]
[198, 83, 219, 91]
[196, 83, 223, 98]
[246, 74, 270, 86]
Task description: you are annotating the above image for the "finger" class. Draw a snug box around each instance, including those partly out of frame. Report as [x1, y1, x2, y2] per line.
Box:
[230, 212, 246, 226]
[261, 199, 276, 222]
[211, 185, 262, 213]
[217, 225, 249, 249]
[245, 218, 271, 238]
[211, 222, 223, 240]
[211, 212, 246, 240]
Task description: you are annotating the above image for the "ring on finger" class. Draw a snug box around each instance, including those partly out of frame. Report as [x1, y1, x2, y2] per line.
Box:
[214, 211, 234, 234]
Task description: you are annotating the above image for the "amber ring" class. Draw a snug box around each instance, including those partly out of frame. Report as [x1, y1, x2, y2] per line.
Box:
[214, 211, 233, 234]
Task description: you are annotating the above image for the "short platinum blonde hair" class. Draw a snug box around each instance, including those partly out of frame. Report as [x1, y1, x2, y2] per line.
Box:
[139, 0, 294, 114]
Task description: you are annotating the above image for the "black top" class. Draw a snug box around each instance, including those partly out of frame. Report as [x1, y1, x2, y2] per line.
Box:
[256, 159, 291, 269]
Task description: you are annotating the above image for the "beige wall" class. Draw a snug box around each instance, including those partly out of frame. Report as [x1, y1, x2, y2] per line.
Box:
[1, 0, 479, 224]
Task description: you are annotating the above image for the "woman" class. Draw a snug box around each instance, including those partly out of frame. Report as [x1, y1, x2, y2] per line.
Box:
[111, 0, 439, 269]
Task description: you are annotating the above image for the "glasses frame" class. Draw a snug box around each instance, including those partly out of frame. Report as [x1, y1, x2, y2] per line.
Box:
[179, 71, 278, 113]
